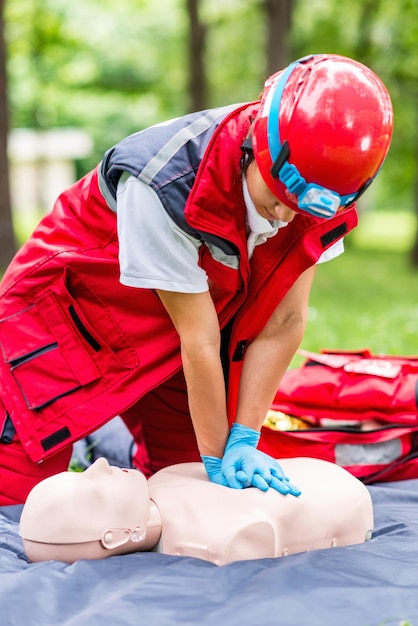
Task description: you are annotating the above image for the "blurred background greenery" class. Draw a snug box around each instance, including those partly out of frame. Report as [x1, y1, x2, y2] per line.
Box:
[298, 224, 418, 365]
[1, 0, 417, 358]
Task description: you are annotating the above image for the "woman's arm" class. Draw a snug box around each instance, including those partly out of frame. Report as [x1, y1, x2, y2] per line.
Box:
[157, 265, 315, 493]
[156, 289, 230, 458]
[234, 265, 317, 431]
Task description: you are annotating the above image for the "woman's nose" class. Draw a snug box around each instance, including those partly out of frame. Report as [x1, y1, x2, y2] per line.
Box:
[276, 203, 296, 222]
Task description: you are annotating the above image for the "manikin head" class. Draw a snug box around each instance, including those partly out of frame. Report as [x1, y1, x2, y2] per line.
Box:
[20, 458, 161, 562]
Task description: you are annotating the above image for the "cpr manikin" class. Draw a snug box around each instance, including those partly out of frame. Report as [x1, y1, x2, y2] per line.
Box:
[20, 457, 373, 566]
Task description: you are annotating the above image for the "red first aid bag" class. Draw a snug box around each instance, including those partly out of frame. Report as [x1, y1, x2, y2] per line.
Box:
[260, 349, 418, 483]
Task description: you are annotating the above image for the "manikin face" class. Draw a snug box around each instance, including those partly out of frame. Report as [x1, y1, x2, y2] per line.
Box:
[245, 160, 297, 223]
[20, 458, 150, 545]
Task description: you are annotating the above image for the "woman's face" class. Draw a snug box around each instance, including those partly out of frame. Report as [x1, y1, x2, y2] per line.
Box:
[246, 160, 297, 223]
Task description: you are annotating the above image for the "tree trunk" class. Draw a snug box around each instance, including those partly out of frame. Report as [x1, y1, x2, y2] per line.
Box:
[0, 0, 16, 270]
[264, 0, 294, 76]
[186, 0, 207, 112]
[353, 0, 382, 63]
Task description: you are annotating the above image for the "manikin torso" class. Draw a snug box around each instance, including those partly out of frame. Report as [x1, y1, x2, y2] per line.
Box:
[149, 459, 373, 564]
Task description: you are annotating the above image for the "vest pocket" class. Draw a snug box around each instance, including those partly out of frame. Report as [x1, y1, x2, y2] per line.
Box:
[0, 300, 100, 410]
[0, 265, 138, 414]
[11, 346, 96, 410]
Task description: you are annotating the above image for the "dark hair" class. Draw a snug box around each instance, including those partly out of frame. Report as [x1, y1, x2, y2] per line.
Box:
[240, 124, 255, 175]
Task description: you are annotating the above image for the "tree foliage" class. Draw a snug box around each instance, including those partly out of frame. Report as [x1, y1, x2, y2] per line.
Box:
[6, 0, 189, 170]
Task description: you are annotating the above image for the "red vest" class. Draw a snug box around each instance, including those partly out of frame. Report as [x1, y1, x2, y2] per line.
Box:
[0, 106, 358, 462]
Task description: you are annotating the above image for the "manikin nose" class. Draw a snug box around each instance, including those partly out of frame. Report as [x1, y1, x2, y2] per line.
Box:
[85, 457, 112, 476]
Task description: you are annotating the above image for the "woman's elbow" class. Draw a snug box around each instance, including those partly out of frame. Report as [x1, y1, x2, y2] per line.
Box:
[262, 309, 308, 343]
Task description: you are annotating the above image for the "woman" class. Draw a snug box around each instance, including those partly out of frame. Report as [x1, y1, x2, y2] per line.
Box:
[0, 54, 393, 504]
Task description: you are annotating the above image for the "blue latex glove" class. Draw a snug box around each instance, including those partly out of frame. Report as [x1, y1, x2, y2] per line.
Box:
[222, 423, 301, 496]
[224, 422, 261, 450]
[201, 455, 228, 487]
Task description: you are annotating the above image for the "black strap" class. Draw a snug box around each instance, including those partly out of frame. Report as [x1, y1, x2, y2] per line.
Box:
[320, 222, 348, 247]
[41, 426, 71, 451]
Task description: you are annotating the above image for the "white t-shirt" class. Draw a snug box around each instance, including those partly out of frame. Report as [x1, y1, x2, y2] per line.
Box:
[116, 173, 344, 294]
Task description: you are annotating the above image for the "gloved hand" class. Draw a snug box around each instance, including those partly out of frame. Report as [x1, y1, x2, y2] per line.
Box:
[222, 423, 301, 496]
[201, 455, 228, 487]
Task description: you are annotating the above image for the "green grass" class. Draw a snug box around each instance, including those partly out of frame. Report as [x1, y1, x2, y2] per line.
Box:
[352, 209, 416, 252]
[293, 210, 418, 367]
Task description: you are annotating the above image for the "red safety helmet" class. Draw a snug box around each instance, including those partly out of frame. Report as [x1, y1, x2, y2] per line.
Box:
[251, 54, 394, 218]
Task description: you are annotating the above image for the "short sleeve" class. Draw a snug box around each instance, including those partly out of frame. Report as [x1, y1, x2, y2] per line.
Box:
[116, 174, 209, 293]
